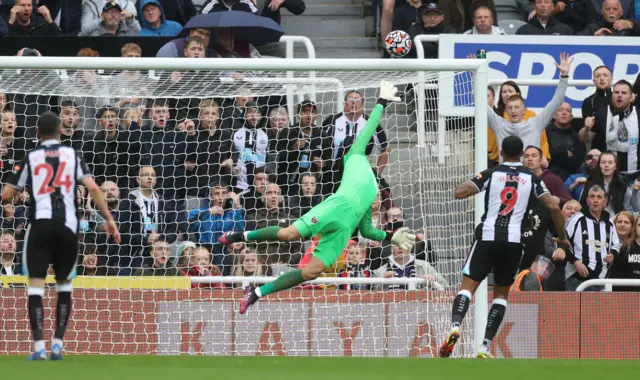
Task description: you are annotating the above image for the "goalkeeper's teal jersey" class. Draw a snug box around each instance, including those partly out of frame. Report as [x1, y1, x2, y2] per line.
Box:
[335, 103, 385, 224]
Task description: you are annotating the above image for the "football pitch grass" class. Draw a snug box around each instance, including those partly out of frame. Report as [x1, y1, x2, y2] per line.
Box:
[1, 356, 639, 380]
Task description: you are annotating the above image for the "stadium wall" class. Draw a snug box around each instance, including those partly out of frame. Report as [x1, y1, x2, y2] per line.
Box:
[0, 289, 637, 359]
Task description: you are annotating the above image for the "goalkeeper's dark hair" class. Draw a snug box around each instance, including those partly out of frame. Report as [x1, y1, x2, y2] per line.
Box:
[37, 111, 61, 138]
[501, 135, 524, 160]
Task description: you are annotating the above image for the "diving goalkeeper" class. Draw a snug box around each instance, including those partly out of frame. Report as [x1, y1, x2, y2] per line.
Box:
[220, 81, 417, 314]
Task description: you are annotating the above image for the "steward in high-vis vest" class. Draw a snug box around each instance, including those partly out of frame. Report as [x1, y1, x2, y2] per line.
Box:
[511, 255, 555, 292]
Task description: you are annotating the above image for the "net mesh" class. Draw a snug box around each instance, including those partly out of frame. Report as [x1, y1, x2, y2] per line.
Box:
[0, 65, 478, 356]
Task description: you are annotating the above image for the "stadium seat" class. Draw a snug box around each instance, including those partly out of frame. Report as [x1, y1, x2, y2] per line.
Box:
[498, 19, 527, 34]
[494, 0, 525, 22]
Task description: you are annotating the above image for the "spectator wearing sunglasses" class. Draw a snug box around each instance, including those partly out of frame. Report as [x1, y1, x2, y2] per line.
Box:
[565, 149, 602, 200]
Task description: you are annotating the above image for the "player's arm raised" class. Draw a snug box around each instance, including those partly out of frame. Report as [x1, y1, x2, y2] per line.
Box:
[349, 81, 401, 157]
[81, 176, 121, 244]
[358, 208, 416, 251]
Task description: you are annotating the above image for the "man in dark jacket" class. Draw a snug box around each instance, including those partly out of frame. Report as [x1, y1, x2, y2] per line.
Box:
[39, 0, 82, 35]
[577, 0, 640, 35]
[0, 13, 7, 36]
[441, 0, 497, 33]
[546, 102, 586, 180]
[408, 3, 457, 59]
[261, 0, 305, 24]
[582, 66, 612, 119]
[552, 0, 598, 33]
[516, 0, 574, 34]
[83, 106, 124, 185]
[7, 0, 61, 36]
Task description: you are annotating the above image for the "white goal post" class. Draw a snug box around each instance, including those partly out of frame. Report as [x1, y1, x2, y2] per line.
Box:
[0, 57, 488, 356]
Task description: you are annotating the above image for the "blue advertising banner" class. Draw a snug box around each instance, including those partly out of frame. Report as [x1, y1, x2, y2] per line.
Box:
[438, 35, 640, 117]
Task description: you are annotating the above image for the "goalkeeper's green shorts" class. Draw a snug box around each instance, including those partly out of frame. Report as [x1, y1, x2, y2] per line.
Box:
[293, 195, 356, 268]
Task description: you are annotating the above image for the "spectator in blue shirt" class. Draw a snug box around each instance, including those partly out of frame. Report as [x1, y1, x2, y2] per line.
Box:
[565, 149, 601, 200]
[137, 0, 182, 36]
[188, 182, 244, 270]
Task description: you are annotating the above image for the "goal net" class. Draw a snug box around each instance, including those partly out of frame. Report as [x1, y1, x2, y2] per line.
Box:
[0, 58, 486, 357]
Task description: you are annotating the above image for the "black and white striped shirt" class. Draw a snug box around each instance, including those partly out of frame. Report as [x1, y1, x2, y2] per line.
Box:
[471, 162, 549, 243]
[322, 113, 388, 160]
[565, 211, 620, 280]
[7, 140, 90, 234]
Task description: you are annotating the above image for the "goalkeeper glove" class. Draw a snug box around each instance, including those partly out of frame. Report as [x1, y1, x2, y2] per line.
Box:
[390, 227, 416, 251]
[379, 80, 401, 103]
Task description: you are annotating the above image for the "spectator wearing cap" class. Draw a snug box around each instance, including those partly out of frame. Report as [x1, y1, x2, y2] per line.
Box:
[516, 0, 574, 35]
[81, 0, 138, 36]
[578, 0, 640, 35]
[463, 5, 506, 35]
[441, 0, 498, 34]
[201, 0, 259, 14]
[137, 0, 183, 36]
[137, 0, 197, 26]
[281, 100, 332, 196]
[407, 4, 456, 59]
[80, 1, 140, 36]
[7, 0, 61, 36]
[552, 0, 598, 33]
[232, 101, 270, 193]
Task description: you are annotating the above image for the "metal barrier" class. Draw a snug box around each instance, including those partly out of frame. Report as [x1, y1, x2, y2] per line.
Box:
[576, 279, 640, 292]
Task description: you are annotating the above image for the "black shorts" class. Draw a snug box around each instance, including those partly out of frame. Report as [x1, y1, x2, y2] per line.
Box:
[462, 240, 523, 286]
[23, 220, 78, 282]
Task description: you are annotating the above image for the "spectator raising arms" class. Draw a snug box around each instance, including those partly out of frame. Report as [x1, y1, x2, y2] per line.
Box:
[488, 54, 571, 162]
[7, 0, 61, 36]
[137, 0, 183, 36]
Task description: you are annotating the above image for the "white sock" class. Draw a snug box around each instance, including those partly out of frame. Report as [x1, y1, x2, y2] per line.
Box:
[53, 338, 63, 349]
[255, 287, 262, 298]
[243, 231, 250, 241]
[34, 340, 45, 352]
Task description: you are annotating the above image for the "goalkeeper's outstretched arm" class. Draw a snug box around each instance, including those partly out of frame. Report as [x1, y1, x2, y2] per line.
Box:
[358, 209, 416, 251]
[348, 81, 401, 156]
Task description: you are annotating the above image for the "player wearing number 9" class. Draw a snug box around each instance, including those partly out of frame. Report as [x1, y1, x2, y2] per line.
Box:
[1, 112, 120, 361]
[439, 135, 571, 359]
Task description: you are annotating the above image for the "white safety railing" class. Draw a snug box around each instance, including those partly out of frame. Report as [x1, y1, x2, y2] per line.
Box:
[576, 279, 640, 292]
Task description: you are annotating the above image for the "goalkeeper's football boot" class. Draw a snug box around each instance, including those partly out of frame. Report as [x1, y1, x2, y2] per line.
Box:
[219, 231, 245, 246]
[50, 343, 64, 360]
[239, 286, 259, 315]
[476, 351, 494, 359]
[27, 349, 47, 361]
[438, 327, 461, 358]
